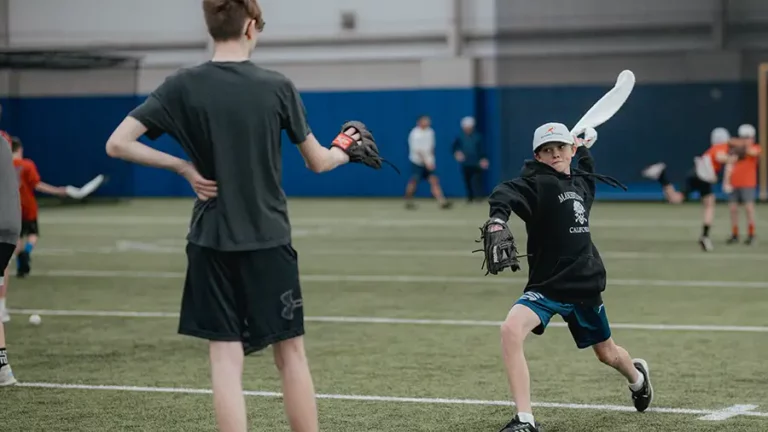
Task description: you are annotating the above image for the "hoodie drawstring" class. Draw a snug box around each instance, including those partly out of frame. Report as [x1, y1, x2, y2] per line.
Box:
[572, 169, 628, 190]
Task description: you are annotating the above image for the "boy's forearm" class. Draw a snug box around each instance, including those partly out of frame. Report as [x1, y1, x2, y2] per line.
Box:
[34, 182, 64, 196]
[310, 147, 349, 173]
[297, 134, 350, 173]
[106, 139, 186, 174]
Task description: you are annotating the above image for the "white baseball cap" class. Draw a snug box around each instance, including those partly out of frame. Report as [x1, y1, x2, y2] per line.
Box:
[710, 127, 730, 144]
[738, 124, 755, 138]
[460, 116, 475, 128]
[532, 122, 574, 152]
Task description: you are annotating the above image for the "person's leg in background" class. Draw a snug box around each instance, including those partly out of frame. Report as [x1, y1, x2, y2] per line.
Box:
[699, 193, 716, 252]
[727, 191, 741, 244]
[642, 162, 683, 204]
[0, 263, 7, 323]
[404, 163, 425, 209]
[471, 165, 485, 203]
[16, 221, 38, 277]
[462, 165, 475, 203]
[427, 174, 452, 209]
[404, 178, 419, 209]
[744, 189, 757, 245]
[0, 243, 16, 385]
[0, 239, 14, 321]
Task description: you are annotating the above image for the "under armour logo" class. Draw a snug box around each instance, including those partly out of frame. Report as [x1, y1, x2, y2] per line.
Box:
[280, 290, 303, 320]
[0, 351, 7, 366]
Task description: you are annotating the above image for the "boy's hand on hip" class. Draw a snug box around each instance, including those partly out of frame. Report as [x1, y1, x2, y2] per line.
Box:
[178, 161, 217, 201]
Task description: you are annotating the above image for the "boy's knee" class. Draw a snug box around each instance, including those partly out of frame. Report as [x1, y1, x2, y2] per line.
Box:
[593, 340, 617, 366]
[500, 318, 527, 347]
[272, 336, 306, 371]
[209, 341, 245, 367]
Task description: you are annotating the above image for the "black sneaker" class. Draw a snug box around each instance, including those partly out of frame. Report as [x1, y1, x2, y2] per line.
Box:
[630, 358, 653, 412]
[440, 201, 453, 209]
[726, 235, 739, 245]
[404, 201, 416, 210]
[499, 416, 540, 432]
[745, 236, 756, 246]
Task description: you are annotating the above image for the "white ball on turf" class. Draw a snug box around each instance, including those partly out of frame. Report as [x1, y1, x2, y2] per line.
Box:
[29, 314, 41, 325]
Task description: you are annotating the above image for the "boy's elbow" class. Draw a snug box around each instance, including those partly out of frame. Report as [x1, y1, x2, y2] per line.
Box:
[305, 158, 327, 174]
[105, 139, 123, 158]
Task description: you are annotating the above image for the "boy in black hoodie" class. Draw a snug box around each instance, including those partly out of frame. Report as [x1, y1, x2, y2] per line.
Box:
[477, 122, 653, 432]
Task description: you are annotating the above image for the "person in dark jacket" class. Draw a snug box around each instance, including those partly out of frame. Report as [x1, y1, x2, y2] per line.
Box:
[485, 122, 653, 432]
[452, 116, 488, 202]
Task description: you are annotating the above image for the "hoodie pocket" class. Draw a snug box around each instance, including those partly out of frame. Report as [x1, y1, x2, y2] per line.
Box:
[550, 255, 606, 290]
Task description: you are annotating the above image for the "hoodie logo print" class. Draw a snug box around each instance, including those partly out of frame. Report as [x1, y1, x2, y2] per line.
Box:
[574, 201, 587, 225]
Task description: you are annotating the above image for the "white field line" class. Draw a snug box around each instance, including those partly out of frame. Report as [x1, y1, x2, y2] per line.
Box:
[14, 382, 768, 421]
[39, 215, 768, 229]
[24, 269, 768, 290]
[32, 244, 768, 262]
[698, 405, 760, 421]
[9, 309, 768, 333]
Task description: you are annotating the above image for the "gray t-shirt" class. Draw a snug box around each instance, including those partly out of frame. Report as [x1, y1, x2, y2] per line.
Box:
[129, 61, 311, 251]
[0, 135, 21, 245]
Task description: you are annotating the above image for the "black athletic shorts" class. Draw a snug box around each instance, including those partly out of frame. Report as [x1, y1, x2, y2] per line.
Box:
[0, 242, 14, 269]
[21, 220, 39, 236]
[179, 242, 305, 355]
[683, 169, 713, 199]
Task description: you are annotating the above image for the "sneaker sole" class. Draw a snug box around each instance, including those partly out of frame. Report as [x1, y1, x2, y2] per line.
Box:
[0, 377, 17, 386]
[633, 358, 653, 411]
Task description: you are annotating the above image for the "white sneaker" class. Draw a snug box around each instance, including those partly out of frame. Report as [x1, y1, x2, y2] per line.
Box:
[699, 236, 714, 252]
[641, 163, 666, 181]
[0, 366, 17, 386]
[0, 308, 9, 323]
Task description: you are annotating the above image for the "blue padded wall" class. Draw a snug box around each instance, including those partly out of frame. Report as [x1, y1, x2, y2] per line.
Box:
[0, 81, 757, 200]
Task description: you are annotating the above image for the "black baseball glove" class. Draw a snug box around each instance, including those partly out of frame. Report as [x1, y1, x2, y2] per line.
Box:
[473, 218, 521, 275]
[332, 121, 400, 173]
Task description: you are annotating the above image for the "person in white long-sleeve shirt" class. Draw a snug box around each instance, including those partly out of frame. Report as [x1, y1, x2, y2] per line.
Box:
[404, 115, 452, 209]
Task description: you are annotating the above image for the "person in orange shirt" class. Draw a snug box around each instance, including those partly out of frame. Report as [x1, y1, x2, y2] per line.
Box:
[10, 136, 68, 279]
[722, 124, 761, 245]
[641, 127, 737, 252]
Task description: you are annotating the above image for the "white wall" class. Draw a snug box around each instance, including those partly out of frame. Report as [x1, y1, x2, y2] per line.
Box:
[8, 0, 207, 48]
[257, 0, 450, 39]
[494, 0, 712, 32]
[4, 0, 768, 95]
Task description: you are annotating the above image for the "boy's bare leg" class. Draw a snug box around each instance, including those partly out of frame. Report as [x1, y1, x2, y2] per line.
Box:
[500, 304, 543, 424]
[273, 336, 319, 432]
[0, 266, 16, 386]
[662, 184, 683, 204]
[592, 338, 653, 412]
[592, 338, 639, 381]
[209, 341, 247, 432]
